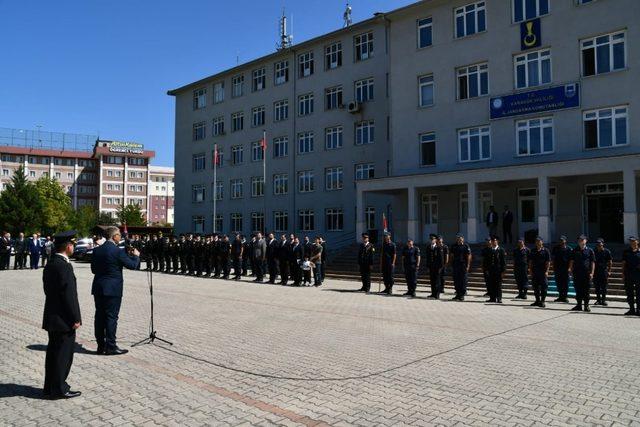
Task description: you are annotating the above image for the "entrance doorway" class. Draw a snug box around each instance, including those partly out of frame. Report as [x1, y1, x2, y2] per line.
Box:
[459, 191, 493, 238]
[584, 183, 624, 242]
[422, 194, 438, 241]
[517, 187, 557, 239]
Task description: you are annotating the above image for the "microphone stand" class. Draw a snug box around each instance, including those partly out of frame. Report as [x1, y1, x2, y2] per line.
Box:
[132, 267, 173, 347]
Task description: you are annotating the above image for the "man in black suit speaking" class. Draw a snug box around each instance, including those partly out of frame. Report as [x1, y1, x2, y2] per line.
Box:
[42, 230, 82, 399]
[91, 226, 140, 355]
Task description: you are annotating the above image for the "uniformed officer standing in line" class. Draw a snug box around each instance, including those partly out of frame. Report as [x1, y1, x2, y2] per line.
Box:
[427, 235, 444, 300]
[379, 232, 396, 295]
[437, 235, 449, 294]
[551, 236, 573, 303]
[513, 238, 530, 299]
[144, 235, 153, 271]
[278, 234, 289, 285]
[231, 234, 244, 280]
[569, 235, 595, 312]
[450, 234, 471, 301]
[195, 234, 205, 276]
[310, 236, 323, 287]
[156, 232, 165, 272]
[178, 234, 187, 275]
[218, 235, 230, 279]
[480, 237, 492, 297]
[622, 236, 640, 316]
[203, 235, 212, 277]
[357, 233, 374, 292]
[290, 236, 304, 286]
[212, 234, 221, 278]
[266, 233, 279, 284]
[528, 237, 550, 308]
[162, 233, 171, 273]
[593, 238, 612, 306]
[242, 235, 251, 276]
[42, 231, 82, 399]
[252, 232, 267, 282]
[320, 237, 327, 281]
[486, 236, 506, 303]
[169, 235, 179, 274]
[402, 239, 420, 298]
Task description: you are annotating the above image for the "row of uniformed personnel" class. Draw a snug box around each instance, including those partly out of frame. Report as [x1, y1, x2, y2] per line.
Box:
[357, 232, 640, 315]
[125, 232, 327, 286]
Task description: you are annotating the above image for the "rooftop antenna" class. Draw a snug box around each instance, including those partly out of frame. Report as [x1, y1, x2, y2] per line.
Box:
[343, 2, 352, 28]
[277, 7, 293, 50]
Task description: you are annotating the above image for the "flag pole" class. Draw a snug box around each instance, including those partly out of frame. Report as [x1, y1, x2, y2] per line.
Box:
[213, 144, 217, 234]
[262, 130, 267, 234]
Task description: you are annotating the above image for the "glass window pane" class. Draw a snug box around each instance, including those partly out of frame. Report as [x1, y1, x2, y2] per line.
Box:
[478, 10, 486, 32]
[599, 117, 612, 147]
[480, 72, 488, 94]
[466, 11, 475, 35]
[613, 42, 625, 69]
[543, 126, 553, 152]
[470, 135, 480, 160]
[541, 59, 551, 84]
[540, 0, 549, 15]
[584, 120, 598, 149]
[481, 135, 490, 158]
[460, 139, 469, 161]
[456, 16, 464, 37]
[469, 73, 478, 97]
[596, 44, 610, 74]
[530, 127, 541, 154]
[514, 0, 523, 22]
[525, 0, 536, 20]
[583, 49, 595, 76]
[516, 64, 526, 88]
[518, 130, 528, 155]
[528, 60, 539, 86]
[615, 117, 627, 145]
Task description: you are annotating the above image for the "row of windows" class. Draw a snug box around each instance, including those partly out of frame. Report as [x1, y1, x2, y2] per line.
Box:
[416, 30, 625, 109]
[192, 208, 347, 234]
[192, 122, 375, 170]
[192, 164, 375, 202]
[193, 78, 375, 140]
[192, 32, 375, 109]
[417, 105, 629, 166]
[0, 155, 96, 168]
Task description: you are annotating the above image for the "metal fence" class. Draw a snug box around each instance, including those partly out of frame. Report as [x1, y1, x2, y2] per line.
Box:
[0, 127, 97, 152]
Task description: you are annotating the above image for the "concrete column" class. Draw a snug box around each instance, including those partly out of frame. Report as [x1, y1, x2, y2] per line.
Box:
[538, 175, 550, 242]
[407, 186, 419, 241]
[467, 182, 478, 243]
[355, 188, 365, 243]
[624, 169, 638, 239]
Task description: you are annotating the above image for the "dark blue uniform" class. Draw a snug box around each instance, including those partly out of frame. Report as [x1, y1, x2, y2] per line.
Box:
[357, 242, 375, 292]
[381, 241, 396, 293]
[571, 246, 595, 308]
[529, 246, 550, 304]
[551, 245, 573, 301]
[486, 246, 506, 302]
[594, 248, 612, 304]
[512, 246, 530, 298]
[427, 244, 444, 299]
[451, 243, 471, 300]
[622, 248, 640, 313]
[439, 244, 449, 293]
[402, 246, 420, 296]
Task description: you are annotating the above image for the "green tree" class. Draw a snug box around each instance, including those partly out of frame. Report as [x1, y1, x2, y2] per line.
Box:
[97, 211, 118, 226]
[35, 176, 74, 235]
[71, 205, 98, 237]
[0, 165, 42, 234]
[116, 204, 145, 226]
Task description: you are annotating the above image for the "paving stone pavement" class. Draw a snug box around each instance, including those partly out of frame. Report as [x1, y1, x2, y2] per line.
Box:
[1, 263, 640, 426]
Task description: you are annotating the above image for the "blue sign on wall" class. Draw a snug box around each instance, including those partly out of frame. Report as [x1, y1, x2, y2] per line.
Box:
[490, 83, 580, 120]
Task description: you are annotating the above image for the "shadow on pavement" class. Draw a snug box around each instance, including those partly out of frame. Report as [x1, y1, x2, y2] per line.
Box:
[26, 343, 97, 355]
[0, 384, 47, 400]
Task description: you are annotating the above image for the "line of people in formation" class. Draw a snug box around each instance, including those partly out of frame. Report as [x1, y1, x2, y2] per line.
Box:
[0, 232, 54, 270]
[123, 232, 327, 287]
[357, 232, 640, 316]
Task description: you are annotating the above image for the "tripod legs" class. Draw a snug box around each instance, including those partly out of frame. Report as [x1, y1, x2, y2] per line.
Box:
[132, 270, 173, 347]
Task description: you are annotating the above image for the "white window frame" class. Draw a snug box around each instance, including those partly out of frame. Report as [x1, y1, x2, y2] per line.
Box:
[454, 1, 486, 39]
[325, 126, 343, 150]
[252, 67, 266, 91]
[355, 121, 375, 145]
[230, 179, 243, 199]
[193, 122, 206, 141]
[251, 141, 264, 162]
[192, 185, 206, 203]
[231, 145, 244, 165]
[193, 88, 206, 109]
[581, 31, 626, 77]
[298, 171, 315, 193]
[458, 125, 491, 163]
[325, 86, 343, 110]
[325, 167, 343, 191]
[232, 75, 244, 97]
[273, 137, 288, 158]
[355, 78, 374, 103]
[355, 163, 375, 181]
[298, 93, 314, 116]
[514, 48, 552, 89]
[274, 211, 288, 232]
[420, 132, 436, 167]
[274, 99, 289, 122]
[516, 117, 554, 156]
[512, 0, 549, 23]
[212, 116, 225, 136]
[252, 106, 265, 127]
[231, 213, 243, 233]
[231, 112, 244, 132]
[273, 173, 289, 195]
[457, 63, 489, 100]
[213, 81, 224, 103]
[297, 131, 314, 154]
[274, 60, 289, 85]
[325, 208, 344, 232]
[298, 209, 315, 231]
[355, 32, 373, 61]
[583, 105, 628, 149]
[298, 51, 314, 78]
[418, 75, 434, 107]
[325, 42, 342, 69]
[417, 17, 433, 49]
[251, 176, 264, 197]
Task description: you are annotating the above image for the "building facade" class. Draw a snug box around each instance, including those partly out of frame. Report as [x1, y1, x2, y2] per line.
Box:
[0, 129, 173, 225]
[148, 166, 175, 225]
[170, 0, 639, 245]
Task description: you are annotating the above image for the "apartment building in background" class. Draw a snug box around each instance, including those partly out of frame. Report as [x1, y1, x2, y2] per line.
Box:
[171, 0, 639, 244]
[0, 128, 174, 225]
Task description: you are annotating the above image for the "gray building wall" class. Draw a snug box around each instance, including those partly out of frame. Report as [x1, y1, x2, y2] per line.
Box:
[388, 0, 640, 176]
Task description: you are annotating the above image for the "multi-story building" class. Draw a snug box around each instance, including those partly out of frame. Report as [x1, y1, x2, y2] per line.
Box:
[170, 0, 639, 245]
[0, 129, 173, 225]
[148, 166, 175, 225]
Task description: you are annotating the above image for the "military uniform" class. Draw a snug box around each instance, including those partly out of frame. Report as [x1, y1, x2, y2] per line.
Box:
[144, 237, 154, 271]
[162, 236, 171, 273]
[220, 237, 231, 279]
[426, 242, 444, 299]
[481, 242, 492, 296]
[450, 241, 471, 300]
[622, 243, 640, 315]
[594, 244, 612, 305]
[381, 240, 396, 294]
[551, 243, 573, 302]
[266, 237, 279, 284]
[289, 241, 303, 286]
[438, 240, 449, 293]
[277, 238, 289, 285]
[571, 245, 595, 311]
[231, 237, 243, 280]
[357, 240, 375, 292]
[402, 245, 420, 297]
[486, 245, 506, 303]
[512, 245, 530, 299]
[529, 245, 550, 307]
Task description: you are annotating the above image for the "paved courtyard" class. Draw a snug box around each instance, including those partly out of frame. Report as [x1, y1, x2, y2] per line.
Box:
[1, 263, 640, 426]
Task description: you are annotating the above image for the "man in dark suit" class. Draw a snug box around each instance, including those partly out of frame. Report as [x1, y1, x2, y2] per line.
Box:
[486, 206, 499, 239]
[502, 205, 514, 244]
[42, 230, 82, 399]
[29, 233, 42, 270]
[252, 232, 267, 282]
[14, 232, 27, 269]
[0, 231, 11, 270]
[91, 226, 140, 355]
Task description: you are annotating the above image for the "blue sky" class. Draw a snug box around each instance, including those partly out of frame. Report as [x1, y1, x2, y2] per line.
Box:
[0, 0, 414, 167]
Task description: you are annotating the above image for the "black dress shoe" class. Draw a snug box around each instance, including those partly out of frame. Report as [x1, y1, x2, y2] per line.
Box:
[624, 309, 636, 316]
[104, 347, 129, 356]
[539, 302, 546, 308]
[530, 301, 540, 307]
[571, 305, 583, 311]
[583, 306, 591, 313]
[96, 347, 105, 355]
[50, 390, 81, 400]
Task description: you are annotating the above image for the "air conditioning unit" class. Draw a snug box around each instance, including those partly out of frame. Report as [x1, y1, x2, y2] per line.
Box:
[347, 101, 361, 114]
